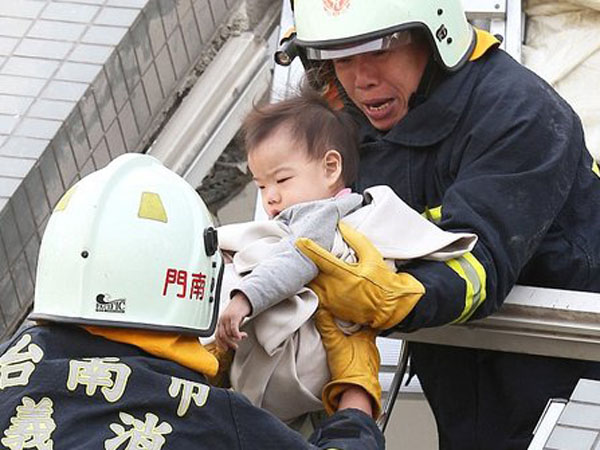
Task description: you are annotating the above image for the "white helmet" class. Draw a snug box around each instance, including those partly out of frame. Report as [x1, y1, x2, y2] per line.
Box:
[31, 154, 223, 336]
[290, 0, 475, 71]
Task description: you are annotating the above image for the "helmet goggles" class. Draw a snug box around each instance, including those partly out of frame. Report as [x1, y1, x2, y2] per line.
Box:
[303, 30, 412, 61]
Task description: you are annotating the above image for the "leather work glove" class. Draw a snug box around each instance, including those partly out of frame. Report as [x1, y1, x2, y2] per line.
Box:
[205, 342, 234, 388]
[296, 221, 425, 330]
[315, 307, 382, 418]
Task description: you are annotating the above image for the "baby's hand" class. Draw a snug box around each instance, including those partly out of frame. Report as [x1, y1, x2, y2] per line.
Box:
[215, 292, 252, 351]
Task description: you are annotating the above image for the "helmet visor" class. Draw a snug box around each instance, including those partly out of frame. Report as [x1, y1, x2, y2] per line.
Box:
[303, 30, 412, 60]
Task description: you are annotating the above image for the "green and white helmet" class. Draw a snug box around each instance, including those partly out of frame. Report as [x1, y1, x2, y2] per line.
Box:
[31, 153, 223, 336]
[293, 0, 476, 71]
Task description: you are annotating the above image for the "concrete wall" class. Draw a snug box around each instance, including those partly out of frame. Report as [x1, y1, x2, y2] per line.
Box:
[0, 0, 241, 340]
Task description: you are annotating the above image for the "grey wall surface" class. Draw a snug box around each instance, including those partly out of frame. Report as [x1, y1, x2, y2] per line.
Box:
[0, 0, 240, 340]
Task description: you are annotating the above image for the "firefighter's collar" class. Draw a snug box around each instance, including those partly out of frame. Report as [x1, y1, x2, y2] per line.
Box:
[470, 29, 501, 62]
[380, 59, 480, 146]
[84, 326, 219, 377]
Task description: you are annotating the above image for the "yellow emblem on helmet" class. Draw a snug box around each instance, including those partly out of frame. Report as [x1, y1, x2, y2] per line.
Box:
[138, 192, 168, 223]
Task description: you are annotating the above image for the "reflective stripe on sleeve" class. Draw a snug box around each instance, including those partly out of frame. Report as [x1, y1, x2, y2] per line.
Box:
[422, 205, 487, 322]
[423, 206, 442, 224]
[446, 252, 487, 324]
[593, 160, 600, 178]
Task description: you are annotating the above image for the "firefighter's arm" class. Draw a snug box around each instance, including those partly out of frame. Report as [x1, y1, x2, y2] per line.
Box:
[395, 72, 585, 331]
[308, 408, 385, 450]
[230, 381, 384, 450]
[299, 77, 584, 332]
[338, 386, 374, 416]
[409, 77, 584, 328]
[296, 222, 425, 330]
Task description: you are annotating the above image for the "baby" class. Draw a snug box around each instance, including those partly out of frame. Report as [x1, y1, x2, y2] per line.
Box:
[215, 89, 361, 351]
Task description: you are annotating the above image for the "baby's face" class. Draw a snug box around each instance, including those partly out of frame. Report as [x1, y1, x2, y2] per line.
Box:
[248, 127, 340, 218]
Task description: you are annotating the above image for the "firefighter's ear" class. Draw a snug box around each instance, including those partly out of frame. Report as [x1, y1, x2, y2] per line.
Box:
[323, 149, 343, 186]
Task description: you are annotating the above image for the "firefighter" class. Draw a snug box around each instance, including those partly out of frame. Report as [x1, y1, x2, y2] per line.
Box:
[0, 154, 384, 450]
[285, 0, 600, 448]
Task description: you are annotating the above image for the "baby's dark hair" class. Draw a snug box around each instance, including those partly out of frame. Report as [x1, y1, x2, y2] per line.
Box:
[241, 87, 359, 186]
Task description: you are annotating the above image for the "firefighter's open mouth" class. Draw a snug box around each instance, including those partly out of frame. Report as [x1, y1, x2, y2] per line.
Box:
[365, 99, 393, 112]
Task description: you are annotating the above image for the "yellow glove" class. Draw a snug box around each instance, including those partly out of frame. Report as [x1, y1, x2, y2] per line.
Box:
[204, 342, 234, 388]
[297, 221, 425, 330]
[316, 307, 382, 418]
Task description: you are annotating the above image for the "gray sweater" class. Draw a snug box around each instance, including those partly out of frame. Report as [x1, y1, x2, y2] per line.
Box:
[237, 193, 363, 316]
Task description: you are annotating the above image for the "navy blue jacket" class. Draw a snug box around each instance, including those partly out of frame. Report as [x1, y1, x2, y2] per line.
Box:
[0, 324, 384, 450]
[350, 46, 600, 448]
